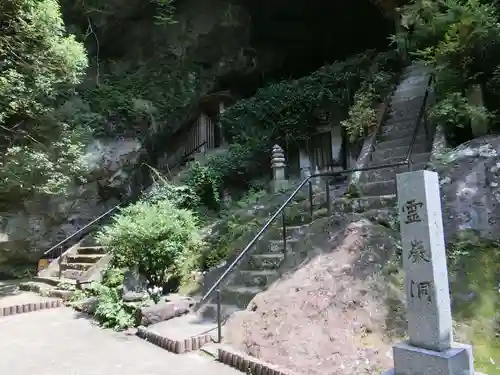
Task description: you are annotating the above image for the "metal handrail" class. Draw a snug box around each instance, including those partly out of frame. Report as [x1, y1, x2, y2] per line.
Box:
[405, 74, 434, 169]
[42, 204, 124, 257]
[200, 161, 409, 303]
[41, 140, 210, 260]
[202, 72, 435, 343]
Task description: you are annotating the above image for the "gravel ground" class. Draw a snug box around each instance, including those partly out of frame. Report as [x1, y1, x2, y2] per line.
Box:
[0, 307, 241, 375]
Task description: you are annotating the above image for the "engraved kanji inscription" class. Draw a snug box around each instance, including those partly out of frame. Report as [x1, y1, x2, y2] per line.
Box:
[403, 199, 423, 224]
[410, 280, 432, 302]
[408, 239, 430, 264]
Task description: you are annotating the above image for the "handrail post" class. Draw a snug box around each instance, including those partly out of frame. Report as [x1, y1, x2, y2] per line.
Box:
[216, 288, 222, 343]
[308, 180, 313, 220]
[281, 211, 287, 261]
[325, 178, 331, 217]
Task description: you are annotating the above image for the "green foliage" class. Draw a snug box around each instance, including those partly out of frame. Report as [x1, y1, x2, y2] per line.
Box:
[397, 0, 500, 144]
[429, 92, 492, 143]
[186, 50, 400, 206]
[97, 199, 202, 287]
[0, 0, 89, 199]
[219, 51, 379, 146]
[145, 167, 201, 210]
[448, 231, 500, 373]
[342, 57, 400, 141]
[92, 282, 136, 330]
[185, 161, 221, 210]
[199, 189, 269, 271]
[69, 267, 136, 331]
[79, 58, 205, 137]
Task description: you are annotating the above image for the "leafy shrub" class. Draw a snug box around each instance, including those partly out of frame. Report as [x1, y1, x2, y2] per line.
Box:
[144, 180, 201, 211]
[97, 200, 202, 287]
[68, 267, 136, 331]
[397, 0, 500, 144]
[429, 92, 492, 144]
[342, 70, 397, 141]
[92, 283, 136, 330]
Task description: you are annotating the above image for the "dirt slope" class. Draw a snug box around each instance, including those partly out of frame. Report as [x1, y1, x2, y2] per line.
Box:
[224, 216, 404, 375]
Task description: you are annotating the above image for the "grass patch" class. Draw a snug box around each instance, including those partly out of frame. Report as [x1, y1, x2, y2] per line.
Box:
[449, 232, 500, 373]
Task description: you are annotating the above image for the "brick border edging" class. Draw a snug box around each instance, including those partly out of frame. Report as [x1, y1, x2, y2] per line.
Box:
[136, 326, 214, 354]
[218, 346, 294, 375]
[0, 299, 63, 318]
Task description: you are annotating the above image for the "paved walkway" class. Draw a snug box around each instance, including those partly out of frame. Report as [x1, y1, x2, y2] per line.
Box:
[0, 307, 241, 375]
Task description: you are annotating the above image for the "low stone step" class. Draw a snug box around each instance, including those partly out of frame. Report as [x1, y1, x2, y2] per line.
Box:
[377, 127, 427, 142]
[375, 134, 427, 150]
[390, 95, 425, 108]
[221, 286, 263, 309]
[61, 269, 85, 280]
[372, 142, 428, 160]
[196, 303, 241, 321]
[360, 180, 397, 197]
[65, 254, 103, 264]
[381, 118, 416, 131]
[267, 239, 298, 254]
[331, 194, 397, 213]
[76, 246, 106, 255]
[235, 270, 278, 288]
[60, 262, 93, 271]
[371, 152, 431, 166]
[361, 162, 428, 183]
[32, 276, 77, 287]
[79, 236, 99, 247]
[247, 254, 284, 270]
[283, 225, 309, 239]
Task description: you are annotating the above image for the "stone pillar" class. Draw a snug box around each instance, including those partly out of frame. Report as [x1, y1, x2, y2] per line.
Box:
[299, 148, 312, 180]
[383, 170, 480, 375]
[218, 101, 228, 146]
[271, 144, 288, 193]
[330, 126, 343, 166]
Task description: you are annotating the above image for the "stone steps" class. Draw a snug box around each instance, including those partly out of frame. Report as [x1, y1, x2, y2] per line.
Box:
[374, 134, 427, 150]
[361, 162, 428, 183]
[196, 303, 242, 321]
[65, 254, 104, 264]
[220, 286, 264, 308]
[376, 127, 427, 143]
[360, 64, 432, 197]
[371, 152, 430, 166]
[235, 270, 278, 288]
[75, 246, 106, 255]
[59, 242, 107, 281]
[360, 180, 397, 196]
[372, 143, 428, 160]
[267, 239, 299, 254]
[60, 262, 93, 271]
[247, 253, 285, 270]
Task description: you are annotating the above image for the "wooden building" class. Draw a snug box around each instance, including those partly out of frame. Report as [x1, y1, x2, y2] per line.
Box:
[158, 91, 234, 171]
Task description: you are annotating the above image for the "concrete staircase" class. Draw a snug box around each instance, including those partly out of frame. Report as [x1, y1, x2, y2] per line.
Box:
[197, 224, 308, 320]
[196, 63, 435, 324]
[360, 63, 433, 196]
[24, 235, 110, 297]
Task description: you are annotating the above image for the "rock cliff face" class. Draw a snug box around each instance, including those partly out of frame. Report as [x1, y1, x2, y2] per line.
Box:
[0, 138, 142, 278]
[430, 135, 500, 241]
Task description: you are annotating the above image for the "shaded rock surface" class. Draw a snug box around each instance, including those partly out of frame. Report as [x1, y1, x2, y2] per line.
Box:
[430, 135, 500, 241]
[140, 298, 194, 326]
[122, 268, 149, 302]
